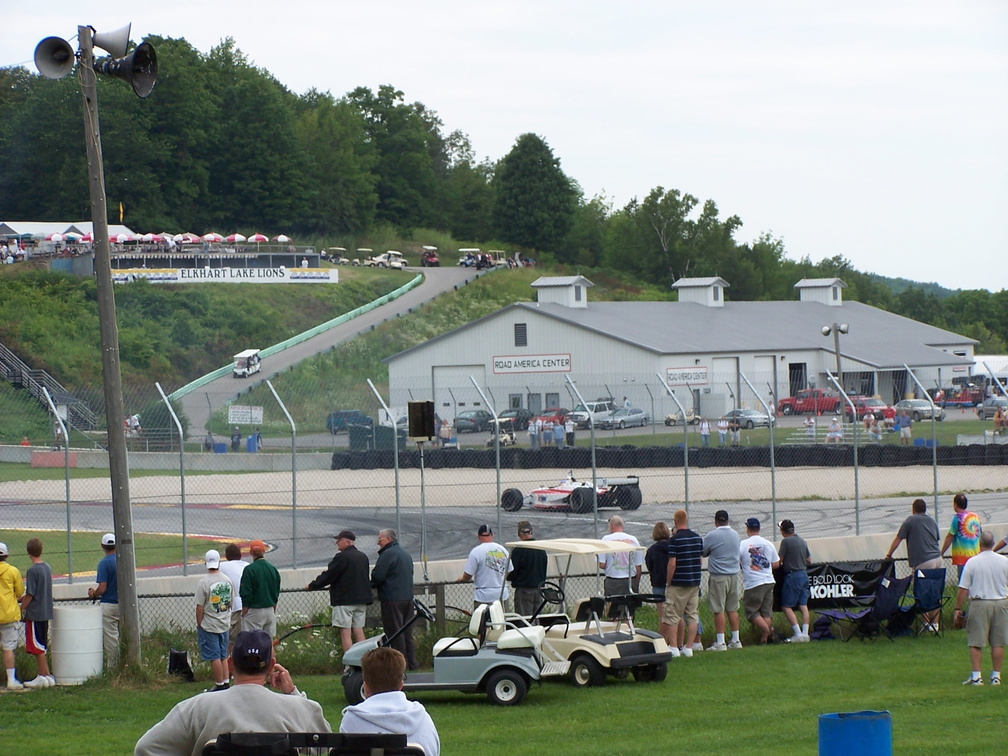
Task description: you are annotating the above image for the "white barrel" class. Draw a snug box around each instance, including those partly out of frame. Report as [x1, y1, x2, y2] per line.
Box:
[51, 605, 103, 685]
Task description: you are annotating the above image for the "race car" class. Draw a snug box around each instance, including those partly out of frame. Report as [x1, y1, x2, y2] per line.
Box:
[501, 472, 642, 513]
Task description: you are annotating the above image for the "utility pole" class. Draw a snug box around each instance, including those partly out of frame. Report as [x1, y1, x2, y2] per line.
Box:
[78, 26, 141, 667]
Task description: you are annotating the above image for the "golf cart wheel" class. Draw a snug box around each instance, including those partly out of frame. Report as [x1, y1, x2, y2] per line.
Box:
[569, 654, 606, 688]
[631, 665, 654, 682]
[617, 487, 643, 511]
[501, 488, 524, 512]
[650, 662, 668, 682]
[665, 417, 674, 426]
[569, 487, 593, 514]
[485, 669, 527, 706]
[342, 669, 365, 704]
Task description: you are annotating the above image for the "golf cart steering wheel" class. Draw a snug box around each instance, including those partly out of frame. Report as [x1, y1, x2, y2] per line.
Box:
[414, 598, 436, 624]
[530, 581, 565, 622]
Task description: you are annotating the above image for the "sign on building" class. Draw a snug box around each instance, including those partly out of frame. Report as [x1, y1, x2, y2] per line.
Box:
[492, 354, 571, 374]
[228, 405, 264, 425]
[666, 366, 709, 386]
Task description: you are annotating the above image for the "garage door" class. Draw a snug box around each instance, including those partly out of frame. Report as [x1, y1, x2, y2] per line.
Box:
[432, 364, 488, 421]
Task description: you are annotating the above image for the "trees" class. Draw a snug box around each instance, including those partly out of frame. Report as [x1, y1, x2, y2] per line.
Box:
[493, 133, 577, 253]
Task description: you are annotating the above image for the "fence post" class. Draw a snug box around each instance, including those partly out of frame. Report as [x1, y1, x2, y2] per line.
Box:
[266, 380, 297, 568]
[367, 379, 401, 536]
[903, 364, 940, 521]
[156, 382, 188, 575]
[565, 375, 599, 538]
[740, 372, 777, 530]
[825, 374, 860, 535]
[655, 373, 690, 514]
[470, 377, 501, 537]
[41, 387, 74, 583]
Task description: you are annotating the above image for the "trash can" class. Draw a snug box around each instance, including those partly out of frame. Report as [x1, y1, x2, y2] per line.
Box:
[818, 711, 892, 756]
[213, 442, 227, 454]
[51, 604, 103, 685]
[246, 435, 257, 453]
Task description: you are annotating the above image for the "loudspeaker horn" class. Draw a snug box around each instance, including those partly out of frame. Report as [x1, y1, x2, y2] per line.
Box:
[96, 41, 158, 98]
[92, 24, 131, 58]
[34, 37, 75, 80]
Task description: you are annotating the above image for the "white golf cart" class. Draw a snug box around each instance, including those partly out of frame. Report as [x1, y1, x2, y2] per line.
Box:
[503, 538, 672, 686]
[341, 598, 566, 707]
[232, 349, 261, 378]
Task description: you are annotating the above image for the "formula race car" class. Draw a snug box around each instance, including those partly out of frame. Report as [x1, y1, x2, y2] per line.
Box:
[500, 472, 642, 513]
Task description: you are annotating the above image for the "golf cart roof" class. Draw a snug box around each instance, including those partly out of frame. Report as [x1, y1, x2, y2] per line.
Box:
[504, 537, 644, 556]
[233, 348, 260, 359]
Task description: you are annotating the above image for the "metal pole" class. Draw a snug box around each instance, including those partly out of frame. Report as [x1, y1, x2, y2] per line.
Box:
[470, 377, 501, 537]
[656, 374, 690, 513]
[266, 380, 297, 567]
[644, 383, 655, 437]
[565, 375, 598, 537]
[740, 372, 776, 527]
[826, 373, 860, 535]
[418, 442, 428, 582]
[833, 327, 842, 382]
[903, 364, 940, 520]
[156, 383, 187, 575]
[42, 388, 73, 583]
[78, 26, 140, 667]
[367, 379, 401, 536]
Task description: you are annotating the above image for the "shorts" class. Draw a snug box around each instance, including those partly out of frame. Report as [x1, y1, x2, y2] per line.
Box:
[900, 427, 911, 439]
[780, 571, 810, 608]
[743, 583, 774, 622]
[25, 621, 49, 655]
[242, 607, 277, 639]
[707, 573, 741, 615]
[228, 611, 242, 643]
[331, 604, 366, 629]
[966, 599, 1008, 648]
[0, 622, 19, 651]
[911, 557, 944, 572]
[197, 626, 229, 661]
[662, 585, 699, 626]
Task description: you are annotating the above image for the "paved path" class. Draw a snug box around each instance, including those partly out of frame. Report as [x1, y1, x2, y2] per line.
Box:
[178, 265, 477, 436]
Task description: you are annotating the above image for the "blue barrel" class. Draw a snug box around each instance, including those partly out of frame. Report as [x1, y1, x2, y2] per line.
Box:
[818, 711, 892, 756]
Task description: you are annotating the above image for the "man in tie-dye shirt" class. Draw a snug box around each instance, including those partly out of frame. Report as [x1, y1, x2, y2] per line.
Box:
[941, 493, 982, 579]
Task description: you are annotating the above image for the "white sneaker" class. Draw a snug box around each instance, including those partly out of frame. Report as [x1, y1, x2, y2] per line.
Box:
[45, 676, 56, 687]
[706, 642, 728, 652]
[991, 676, 1002, 686]
[668, 646, 681, 658]
[727, 639, 743, 649]
[6, 679, 23, 690]
[23, 677, 46, 689]
[681, 647, 693, 658]
[691, 642, 704, 652]
[962, 676, 983, 686]
[800, 634, 811, 643]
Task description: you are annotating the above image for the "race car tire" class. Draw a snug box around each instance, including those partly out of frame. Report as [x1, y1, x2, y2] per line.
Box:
[617, 486, 643, 510]
[570, 487, 594, 514]
[485, 669, 527, 706]
[569, 654, 606, 688]
[342, 669, 365, 704]
[501, 488, 524, 512]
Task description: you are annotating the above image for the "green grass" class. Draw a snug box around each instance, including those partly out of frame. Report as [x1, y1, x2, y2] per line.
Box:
[1, 628, 999, 755]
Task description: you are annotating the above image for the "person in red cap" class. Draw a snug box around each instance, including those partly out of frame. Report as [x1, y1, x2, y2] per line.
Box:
[240, 540, 281, 639]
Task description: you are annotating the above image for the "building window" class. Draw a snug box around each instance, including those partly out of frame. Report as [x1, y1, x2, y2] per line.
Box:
[833, 286, 839, 301]
[514, 323, 527, 347]
[574, 286, 582, 302]
[713, 286, 720, 301]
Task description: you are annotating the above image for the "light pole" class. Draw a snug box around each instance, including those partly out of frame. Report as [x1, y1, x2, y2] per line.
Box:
[821, 322, 849, 388]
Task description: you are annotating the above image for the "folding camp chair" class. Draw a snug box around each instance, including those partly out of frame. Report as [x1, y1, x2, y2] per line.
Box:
[910, 568, 950, 638]
[817, 573, 913, 642]
[202, 732, 426, 756]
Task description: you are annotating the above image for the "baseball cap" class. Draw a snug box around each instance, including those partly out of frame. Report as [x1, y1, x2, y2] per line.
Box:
[204, 549, 221, 569]
[517, 521, 532, 534]
[714, 509, 729, 524]
[102, 533, 116, 546]
[0, 542, 7, 556]
[232, 630, 273, 672]
[249, 539, 267, 553]
[745, 517, 761, 530]
[477, 524, 493, 536]
[779, 519, 795, 534]
[335, 530, 356, 541]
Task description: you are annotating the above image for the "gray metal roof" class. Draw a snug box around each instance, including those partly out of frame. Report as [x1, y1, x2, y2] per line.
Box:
[671, 276, 730, 289]
[531, 275, 594, 288]
[795, 277, 847, 289]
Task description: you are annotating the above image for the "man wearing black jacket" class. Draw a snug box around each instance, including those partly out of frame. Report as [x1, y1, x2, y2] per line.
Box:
[371, 529, 418, 670]
[307, 530, 371, 655]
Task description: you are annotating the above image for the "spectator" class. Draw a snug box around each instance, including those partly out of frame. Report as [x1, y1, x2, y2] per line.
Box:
[21, 538, 55, 688]
[217, 544, 248, 654]
[552, 419, 564, 449]
[88, 533, 120, 667]
[825, 416, 843, 444]
[702, 510, 743, 651]
[195, 550, 234, 692]
[955, 532, 1008, 686]
[664, 509, 703, 657]
[886, 498, 942, 570]
[739, 518, 780, 645]
[339, 647, 440, 756]
[867, 415, 883, 443]
[894, 410, 913, 446]
[599, 515, 644, 599]
[565, 417, 575, 447]
[509, 521, 547, 617]
[699, 417, 711, 447]
[941, 493, 982, 580]
[716, 416, 729, 446]
[778, 520, 811, 643]
[457, 525, 509, 608]
[134, 630, 330, 756]
[728, 416, 741, 446]
[804, 415, 816, 442]
[240, 540, 281, 639]
[644, 521, 673, 646]
[0, 541, 25, 689]
[371, 529, 418, 670]
[231, 426, 241, 452]
[307, 531, 371, 656]
[528, 418, 538, 450]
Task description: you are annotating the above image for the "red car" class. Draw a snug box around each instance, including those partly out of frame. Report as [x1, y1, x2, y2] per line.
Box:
[535, 407, 570, 425]
[844, 395, 895, 422]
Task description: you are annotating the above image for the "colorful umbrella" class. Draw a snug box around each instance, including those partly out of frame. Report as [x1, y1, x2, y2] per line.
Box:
[141, 233, 163, 243]
[202, 232, 223, 242]
[176, 232, 201, 244]
[247, 233, 269, 243]
[226, 233, 247, 243]
[80, 232, 94, 243]
[64, 232, 83, 241]
[274, 234, 291, 243]
[45, 233, 65, 242]
[116, 233, 132, 243]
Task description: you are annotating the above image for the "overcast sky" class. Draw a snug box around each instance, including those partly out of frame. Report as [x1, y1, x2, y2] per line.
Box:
[5, 1, 1006, 292]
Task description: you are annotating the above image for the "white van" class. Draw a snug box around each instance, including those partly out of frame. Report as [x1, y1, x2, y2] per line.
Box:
[233, 349, 261, 378]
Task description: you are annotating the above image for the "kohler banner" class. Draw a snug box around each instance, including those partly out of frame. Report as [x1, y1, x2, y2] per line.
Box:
[805, 560, 890, 609]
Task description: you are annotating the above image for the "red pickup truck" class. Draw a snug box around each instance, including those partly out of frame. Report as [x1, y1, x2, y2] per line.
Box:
[778, 388, 843, 416]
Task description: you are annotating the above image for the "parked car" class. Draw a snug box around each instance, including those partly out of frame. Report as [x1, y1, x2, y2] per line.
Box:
[326, 410, 373, 434]
[499, 408, 534, 430]
[664, 408, 698, 426]
[724, 408, 774, 429]
[569, 398, 617, 429]
[501, 473, 642, 513]
[976, 396, 1008, 420]
[536, 407, 570, 425]
[893, 399, 946, 422]
[844, 396, 895, 422]
[778, 388, 842, 415]
[420, 246, 440, 267]
[454, 409, 494, 433]
[598, 407, 650, 430]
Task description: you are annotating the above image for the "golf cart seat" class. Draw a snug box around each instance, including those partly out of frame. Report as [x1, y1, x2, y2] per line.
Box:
[573, 597, 607, 623]
[497, 625, 545, 650]
[432, 603, 487, 657]
[202, 732, 425, 755]
[486, 601, 507, 641]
